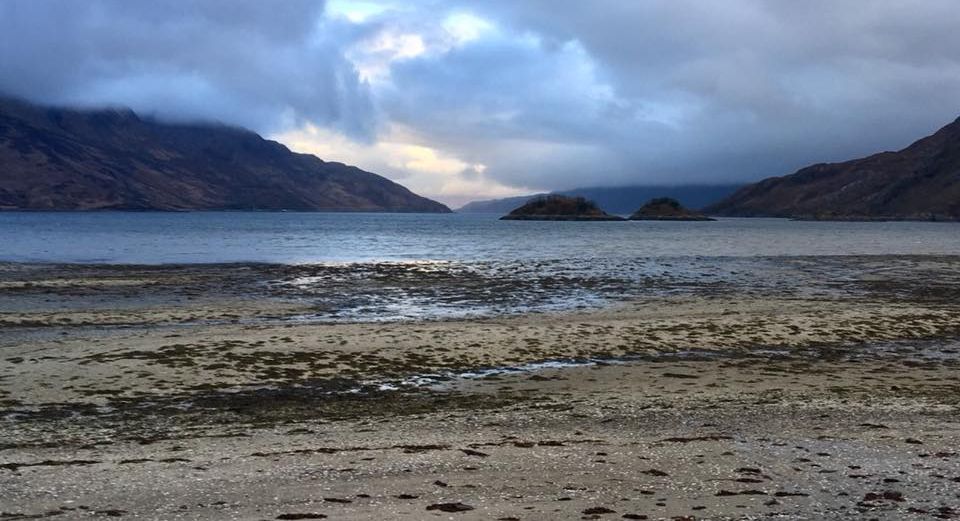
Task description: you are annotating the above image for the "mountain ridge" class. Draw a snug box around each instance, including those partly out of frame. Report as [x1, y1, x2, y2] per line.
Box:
[707, 116, 960, 220]
[0, 96, 450, 212]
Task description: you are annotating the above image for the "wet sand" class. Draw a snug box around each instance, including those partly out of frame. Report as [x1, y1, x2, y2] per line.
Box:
[1, 258, 959, 520]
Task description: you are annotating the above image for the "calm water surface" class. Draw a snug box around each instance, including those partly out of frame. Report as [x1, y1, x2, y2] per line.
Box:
[2, 212, 960, 321]
[1, 212, 959, 264]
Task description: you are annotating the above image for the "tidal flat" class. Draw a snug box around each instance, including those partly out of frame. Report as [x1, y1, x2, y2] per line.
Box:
[1, 257, 959, 520]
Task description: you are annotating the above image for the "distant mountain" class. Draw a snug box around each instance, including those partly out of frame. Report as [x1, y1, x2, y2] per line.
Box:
[0, 97, 450, 212]
[459, 194, 545, 214]
[707, 117, 960, 220]
[458, 184, 743, 215]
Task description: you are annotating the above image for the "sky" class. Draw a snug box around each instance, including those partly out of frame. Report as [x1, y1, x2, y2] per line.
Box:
[2, 1, 960, 207]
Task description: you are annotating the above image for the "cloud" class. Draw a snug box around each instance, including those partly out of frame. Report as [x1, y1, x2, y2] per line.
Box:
[0, 0, 376, 139]
[453, 0, 960, 183]
[277, 123, 529, 207]
[4, 1, 960, 203]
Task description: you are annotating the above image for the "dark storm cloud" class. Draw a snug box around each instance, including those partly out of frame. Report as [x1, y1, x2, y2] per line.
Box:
[431, 0, 960, 188]
[2, 0, 960, 193]
[0, 0, 376, 138]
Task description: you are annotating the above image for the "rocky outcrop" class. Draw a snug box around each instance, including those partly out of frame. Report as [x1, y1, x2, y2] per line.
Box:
[500, 195, 624, 221]
[629, 197, 715, 221]
[0, 96, 450, 212]
[459, 184, 742, 214]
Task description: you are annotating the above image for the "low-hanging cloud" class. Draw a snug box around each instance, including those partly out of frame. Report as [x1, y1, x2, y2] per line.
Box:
[3, 0, 960, 203]
[0, 0, 376, 139]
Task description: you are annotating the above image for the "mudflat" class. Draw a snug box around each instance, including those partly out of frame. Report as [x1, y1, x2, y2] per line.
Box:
[1, 257, 959, 520]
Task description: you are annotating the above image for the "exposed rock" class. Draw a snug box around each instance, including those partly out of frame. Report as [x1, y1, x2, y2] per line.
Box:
[629, 198, 715, 221]
[661, 435, 733, 443]
[863, 491, 905, 502]
[425, 502, 475, 512]
[500, 195, 624, 221]
[0, 96, 450, 212]
[641, 469, 669, 477]
[461, 448, 489, 457]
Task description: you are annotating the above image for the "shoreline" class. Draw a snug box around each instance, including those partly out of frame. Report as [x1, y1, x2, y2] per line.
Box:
[2, 257, 960, 519]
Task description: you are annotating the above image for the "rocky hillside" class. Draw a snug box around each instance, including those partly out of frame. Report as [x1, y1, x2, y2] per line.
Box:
[708, 117, 960, 220]
[630, 197, 714, 221]
[0, 97, 450, 212]
[500, 195, 623, 221]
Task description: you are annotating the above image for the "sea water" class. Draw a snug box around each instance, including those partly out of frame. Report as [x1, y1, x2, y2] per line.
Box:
[1, 212, 959, 264]
[2, 212, 959, 321]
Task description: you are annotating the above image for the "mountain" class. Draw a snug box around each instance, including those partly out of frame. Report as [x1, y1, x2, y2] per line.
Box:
[0, 97, 450, 212]
[707, 117, 960, 220]
[458, 184, 743, 214]
[500, 195, 624, 221]
[459, 194, 545, 214]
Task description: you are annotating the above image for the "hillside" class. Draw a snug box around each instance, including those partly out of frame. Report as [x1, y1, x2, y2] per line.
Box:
[708, 117, 960, 220]
[629, 197, 714, 221]
[0, 97, 450, 212]
[458, 194, 543, 214]
[500, 195, 624, 221]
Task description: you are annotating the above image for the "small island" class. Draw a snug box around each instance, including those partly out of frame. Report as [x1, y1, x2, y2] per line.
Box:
[500, 195, 625, 221]
[629, 197, 716, 221]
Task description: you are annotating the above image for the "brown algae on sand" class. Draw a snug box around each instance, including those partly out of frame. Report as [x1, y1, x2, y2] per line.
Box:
[1, 257, 960, 520]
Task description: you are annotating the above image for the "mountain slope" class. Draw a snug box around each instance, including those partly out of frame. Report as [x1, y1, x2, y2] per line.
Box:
[458, 194, 545, 214]
[458, 185, 742, 214]
[0, 97, 450, 212]
[708, 117, 960, 220]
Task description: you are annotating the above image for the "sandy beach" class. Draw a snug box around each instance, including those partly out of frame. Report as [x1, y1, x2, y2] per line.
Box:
[6, 1, 960, 518]
[2, 257, 959, 520]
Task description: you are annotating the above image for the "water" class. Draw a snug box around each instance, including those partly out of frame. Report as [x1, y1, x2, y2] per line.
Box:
[2, 212, 960, 264]
[2, 212, 959, 321]
[366, 338, 960, 393]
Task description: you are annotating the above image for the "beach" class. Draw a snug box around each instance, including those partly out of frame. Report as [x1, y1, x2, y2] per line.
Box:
[1, 257, 959, 520]
[5, 1, 960, 518]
